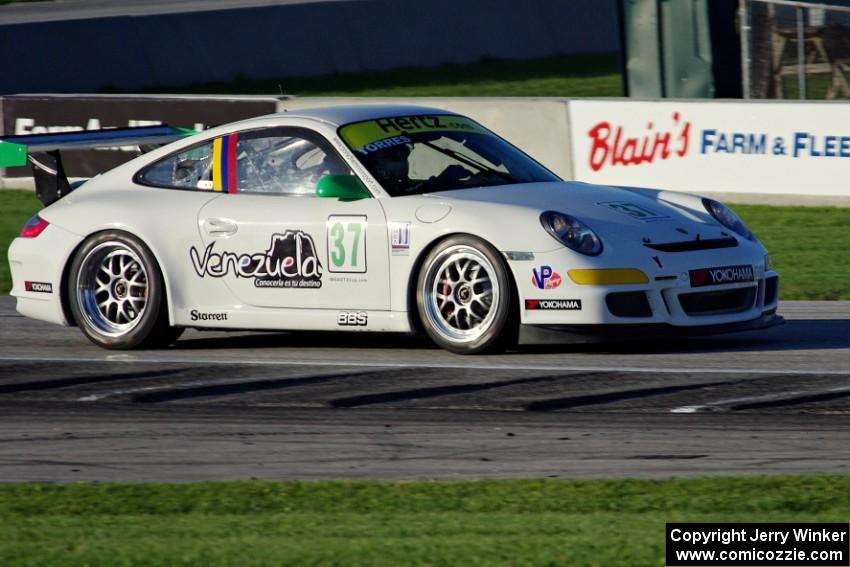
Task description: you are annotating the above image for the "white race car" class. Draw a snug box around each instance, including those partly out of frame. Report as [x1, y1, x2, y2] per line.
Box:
[5, 105, 781, 354]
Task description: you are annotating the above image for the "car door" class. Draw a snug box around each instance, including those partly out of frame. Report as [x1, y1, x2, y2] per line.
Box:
[193, 126, 391, 311]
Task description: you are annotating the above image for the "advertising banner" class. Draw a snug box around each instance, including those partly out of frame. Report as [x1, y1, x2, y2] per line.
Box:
[569, 100, 850, 197]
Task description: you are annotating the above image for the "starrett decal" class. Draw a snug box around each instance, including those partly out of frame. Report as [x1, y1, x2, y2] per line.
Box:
[190, 230, 323, 288]
[190, 310, 228, 321]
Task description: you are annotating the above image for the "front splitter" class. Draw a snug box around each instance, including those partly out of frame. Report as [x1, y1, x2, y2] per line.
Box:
[518, 313, 785, 345]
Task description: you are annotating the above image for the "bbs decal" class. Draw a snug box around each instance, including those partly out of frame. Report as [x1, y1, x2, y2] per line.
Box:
[337, 312, 368, 326]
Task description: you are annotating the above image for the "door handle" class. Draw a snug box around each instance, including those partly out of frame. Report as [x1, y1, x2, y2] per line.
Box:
[202, 217, 238, 237]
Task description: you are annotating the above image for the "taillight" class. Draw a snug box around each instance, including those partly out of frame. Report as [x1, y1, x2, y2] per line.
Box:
[20, 215, 49, 238]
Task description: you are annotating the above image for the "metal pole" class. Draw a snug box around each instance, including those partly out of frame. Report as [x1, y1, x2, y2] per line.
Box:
[740, 0, 752, 99]
[797, 6, 807, 99]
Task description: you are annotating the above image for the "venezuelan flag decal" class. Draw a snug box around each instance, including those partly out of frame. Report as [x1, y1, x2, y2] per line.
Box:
[212, 134, 239, 193]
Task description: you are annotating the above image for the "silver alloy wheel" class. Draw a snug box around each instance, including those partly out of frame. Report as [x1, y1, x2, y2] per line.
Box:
[76, 241, 149, 337]
[422, 245, 500, 343]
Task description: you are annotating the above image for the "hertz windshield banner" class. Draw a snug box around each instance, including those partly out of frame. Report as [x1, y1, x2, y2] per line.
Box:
[666, 523, 850, 567]
[569, 100, 850, 198]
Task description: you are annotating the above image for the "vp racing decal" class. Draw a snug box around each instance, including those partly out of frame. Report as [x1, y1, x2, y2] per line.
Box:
[531, 265, 561, 289]
[190, 230, 323, 288]
[689, 264, 754, 287]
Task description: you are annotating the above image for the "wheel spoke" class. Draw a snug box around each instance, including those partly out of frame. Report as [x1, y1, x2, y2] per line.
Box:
[472, 288, 492, 302]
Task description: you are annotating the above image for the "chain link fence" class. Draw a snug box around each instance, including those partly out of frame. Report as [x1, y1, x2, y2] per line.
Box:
[741, 0, 850, 99]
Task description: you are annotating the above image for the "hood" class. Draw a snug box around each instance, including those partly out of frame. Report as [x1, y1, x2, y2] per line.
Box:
[429, 181, 736, 248]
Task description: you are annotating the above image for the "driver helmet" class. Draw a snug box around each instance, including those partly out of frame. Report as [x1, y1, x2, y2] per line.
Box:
[373, 143, 411, 183]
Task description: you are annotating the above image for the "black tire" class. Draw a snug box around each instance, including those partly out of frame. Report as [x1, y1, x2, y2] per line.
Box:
[67, 231, 182, 349]
[416, 235, 517, 354]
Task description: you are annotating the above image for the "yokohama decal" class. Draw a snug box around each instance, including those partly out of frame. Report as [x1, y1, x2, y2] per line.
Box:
[525, 299, 582, 310]
[689, 264, 754, 287]
[25, 281, 53, 293]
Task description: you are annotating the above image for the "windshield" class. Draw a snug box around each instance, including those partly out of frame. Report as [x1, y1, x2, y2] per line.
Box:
[338, 114, 559, 196]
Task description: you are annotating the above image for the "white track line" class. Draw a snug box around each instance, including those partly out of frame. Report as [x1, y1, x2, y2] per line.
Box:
[1, 354, 849, 376]
[79, 368, 360, 402]
[671, 384, 850, 413]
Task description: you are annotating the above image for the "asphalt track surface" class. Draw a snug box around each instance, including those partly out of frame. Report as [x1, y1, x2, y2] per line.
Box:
[1, 296, 849, 482]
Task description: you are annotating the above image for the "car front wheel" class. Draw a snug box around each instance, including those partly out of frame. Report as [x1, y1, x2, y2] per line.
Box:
[416, 235, 517, 354]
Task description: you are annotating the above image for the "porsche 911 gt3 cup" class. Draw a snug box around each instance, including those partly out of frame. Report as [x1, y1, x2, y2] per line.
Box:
[4, 105, 781, 354]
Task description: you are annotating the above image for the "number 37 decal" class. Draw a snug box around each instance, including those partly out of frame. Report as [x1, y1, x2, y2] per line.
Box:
[327, 215, 367, 273]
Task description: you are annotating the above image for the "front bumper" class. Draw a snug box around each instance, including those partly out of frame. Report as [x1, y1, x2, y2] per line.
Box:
[510, 244, 781, 334]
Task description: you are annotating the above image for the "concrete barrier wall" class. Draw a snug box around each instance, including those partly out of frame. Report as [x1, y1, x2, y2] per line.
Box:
[0, 0, 619, 94]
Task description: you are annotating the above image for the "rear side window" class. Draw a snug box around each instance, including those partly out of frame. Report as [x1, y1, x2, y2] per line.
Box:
[137, 127, 351, 196]
[140, 142, 213, 189]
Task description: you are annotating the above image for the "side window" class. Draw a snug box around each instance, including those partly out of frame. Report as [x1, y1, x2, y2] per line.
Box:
[235, 129, 351, 196]
[140, 141, 214, 190]
[138, 127, 352, 196]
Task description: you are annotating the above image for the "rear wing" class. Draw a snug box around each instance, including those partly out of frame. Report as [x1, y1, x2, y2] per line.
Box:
[0, 125, 197, 206]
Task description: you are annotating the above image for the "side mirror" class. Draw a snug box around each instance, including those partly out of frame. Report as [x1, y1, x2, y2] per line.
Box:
[316, 174, 371, 201]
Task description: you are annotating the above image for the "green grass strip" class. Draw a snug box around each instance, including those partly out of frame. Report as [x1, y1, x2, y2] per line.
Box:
[119, 54, 623, 98]
[2, 190, 849, 299]
[734, 204, 850, 300]
[1, 476, 849, 566]
[0, 190, 41, 294]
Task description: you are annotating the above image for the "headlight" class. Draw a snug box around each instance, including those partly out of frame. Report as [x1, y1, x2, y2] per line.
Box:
[540, 211, 603, 255]
[702, 198, 753, 240]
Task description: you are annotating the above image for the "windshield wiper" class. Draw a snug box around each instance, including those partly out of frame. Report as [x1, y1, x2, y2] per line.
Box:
[421, 140, 515, 183]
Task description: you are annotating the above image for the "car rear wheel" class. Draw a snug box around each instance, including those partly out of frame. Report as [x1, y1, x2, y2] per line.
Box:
[416, 235, 517, 354]
[68, 231, 182, 349]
